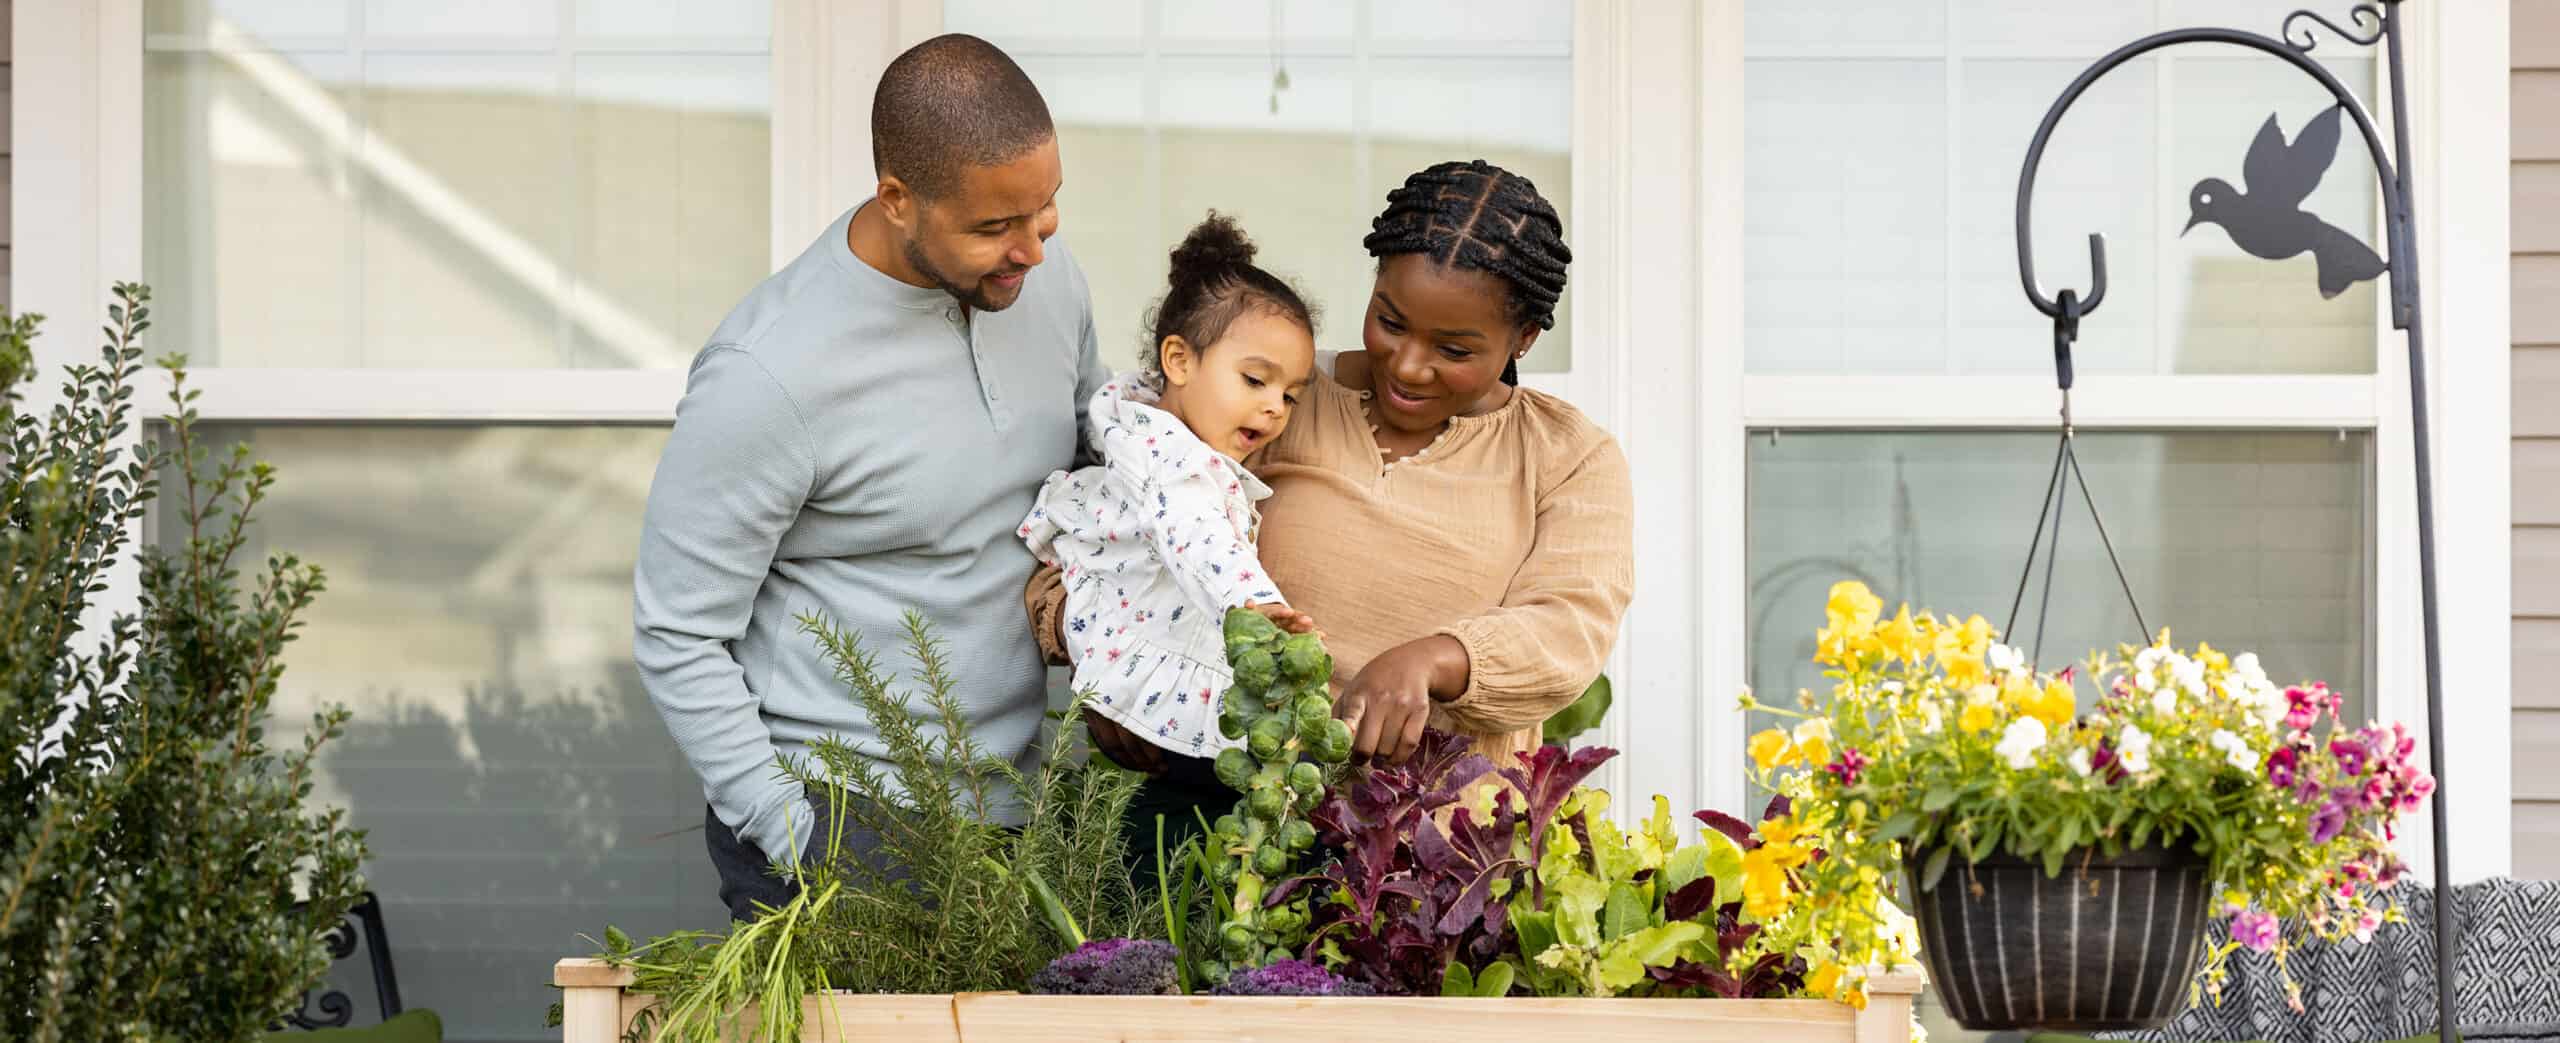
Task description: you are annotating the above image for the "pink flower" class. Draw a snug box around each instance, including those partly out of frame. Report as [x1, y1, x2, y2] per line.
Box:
[2395, 773, 2436, 813]
[2308, 797, 2349, 844]
[2353, 909, 2383, 942]
[1826, 747, 1870, 787]
[2231, 910, 2281, 952]
[2329, 735, 2370, 778]
[2266, 746, 2300, 791]
[2284, 686, 2322, 730]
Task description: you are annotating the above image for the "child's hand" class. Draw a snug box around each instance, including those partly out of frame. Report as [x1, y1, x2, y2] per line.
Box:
[1245, 601, 1319, 636]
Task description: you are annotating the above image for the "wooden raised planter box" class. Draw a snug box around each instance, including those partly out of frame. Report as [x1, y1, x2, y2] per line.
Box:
[555, 958, 1923, 1042]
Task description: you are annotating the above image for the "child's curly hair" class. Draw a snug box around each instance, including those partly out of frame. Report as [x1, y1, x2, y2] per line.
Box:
[1139, 212, 1318, 390]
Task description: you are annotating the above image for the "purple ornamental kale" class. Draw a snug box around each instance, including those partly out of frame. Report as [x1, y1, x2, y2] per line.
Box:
[1211, 959, 1376, 997]
[1027, 939, 1181, 996]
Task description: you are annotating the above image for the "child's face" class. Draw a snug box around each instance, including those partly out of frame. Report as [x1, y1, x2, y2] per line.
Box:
[1159, 308, 1317, 461]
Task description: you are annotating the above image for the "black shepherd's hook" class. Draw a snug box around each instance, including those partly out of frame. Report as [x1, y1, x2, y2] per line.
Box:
[2011, 5, 2455, 1041]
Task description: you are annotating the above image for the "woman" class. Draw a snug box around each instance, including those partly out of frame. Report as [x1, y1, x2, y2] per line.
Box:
[1030, 159, 1633, 847]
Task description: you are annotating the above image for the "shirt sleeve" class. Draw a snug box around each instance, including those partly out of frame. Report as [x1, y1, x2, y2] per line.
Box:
[1430, 434, 1635, 733]
[632, 346, 819, 866]
[1123, 453, 1286, 616]
[1068, 261, 1112, 470]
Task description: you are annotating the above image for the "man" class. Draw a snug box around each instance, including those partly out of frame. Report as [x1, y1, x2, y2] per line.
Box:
[633, 33, 1106, 921]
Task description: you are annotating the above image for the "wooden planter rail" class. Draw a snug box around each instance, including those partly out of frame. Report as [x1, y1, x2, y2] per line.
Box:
[554, 958, 1924, 1042]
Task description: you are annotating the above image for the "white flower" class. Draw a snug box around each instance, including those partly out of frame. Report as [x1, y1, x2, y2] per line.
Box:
[2135, 646, 2168, 672]
[2151, 688, 2179, 718]
[2118, 723, 2154, 774]
[2137, 669, 2160, 693]
[2209, 729, 2259, 773]
[1793, 717, 1833, 744]
[1989, 644, 2025, 673]
[1917, 698, 1944, 735]
[2238, 678, 2286, 725]
[2232, 652, 2268, 685]
[1995, 717, 2049, 770]
[2069, 748, 2095, 778]
[1882, 680, 1905, 695]
[2171, 654, 2206, 697]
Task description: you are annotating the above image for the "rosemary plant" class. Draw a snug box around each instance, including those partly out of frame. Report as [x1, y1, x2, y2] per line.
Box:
[587, 612, 1151, 1041]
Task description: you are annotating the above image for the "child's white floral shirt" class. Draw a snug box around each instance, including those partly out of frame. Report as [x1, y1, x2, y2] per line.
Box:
[1019, 374, 1284, 758]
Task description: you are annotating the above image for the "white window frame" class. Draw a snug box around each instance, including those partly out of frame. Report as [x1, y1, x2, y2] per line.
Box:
[1673, 0, 2512, 881]
[13, 0, 2508, 874]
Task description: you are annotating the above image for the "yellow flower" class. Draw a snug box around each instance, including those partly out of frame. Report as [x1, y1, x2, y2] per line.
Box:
[1875, 605, 1927, 664]
[1741, 846, 1794, 919]
[1807, 962, 1844, 998]
[1759, 815, 1813, 849]
[1749, 728, 1792, 771]
[2026, 678, 2077, 728]
[1941, 648, 1989, 691]
[1790, 719, 1833, 770]
[2196, 641, 2229, 673]
[1816, 581, 1884, 664]
[1827, 580, 1882, 632]
[1959, 700, 1999, 734]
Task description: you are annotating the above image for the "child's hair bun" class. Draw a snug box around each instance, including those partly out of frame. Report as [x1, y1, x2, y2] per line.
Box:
[1167, 211, 1258, 286]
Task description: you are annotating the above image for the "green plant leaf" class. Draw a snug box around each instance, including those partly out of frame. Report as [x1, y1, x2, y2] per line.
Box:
[1542, 674, 1614, 746]
[1474, 961, 1516, 998]
[1602, 881, 1647, 942]
[1441, 960, 1477, 997]
[1922, 786, 1959, 813]
[1922, 845, 1956, 891]
[1878, 811, 1920, 842]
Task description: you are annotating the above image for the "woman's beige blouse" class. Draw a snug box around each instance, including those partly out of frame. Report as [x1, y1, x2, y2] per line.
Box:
[1245, 363, 1633, 763]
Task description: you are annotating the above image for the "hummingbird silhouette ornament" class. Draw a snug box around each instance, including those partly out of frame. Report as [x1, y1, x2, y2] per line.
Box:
[2183, 104, 2386, 298]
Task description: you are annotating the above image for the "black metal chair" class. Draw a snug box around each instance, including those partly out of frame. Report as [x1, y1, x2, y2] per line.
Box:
[275, 890, 405, 1031]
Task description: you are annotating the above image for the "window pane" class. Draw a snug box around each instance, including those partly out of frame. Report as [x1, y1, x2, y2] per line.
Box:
[161, 424, 717, 1043]
[141, 6, 771, 369]
[951, 2, 1576, 374]
[1742, 1, 2380, 375]
[1744, 429, 2373, 1040]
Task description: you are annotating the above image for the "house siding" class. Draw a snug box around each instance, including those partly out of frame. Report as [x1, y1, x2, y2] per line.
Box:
[2518, 0, 2560, 880]
[3, 0, 12, 314]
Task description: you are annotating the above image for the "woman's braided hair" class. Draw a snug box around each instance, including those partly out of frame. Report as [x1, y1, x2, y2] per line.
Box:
[1361, 159, 1570, 385]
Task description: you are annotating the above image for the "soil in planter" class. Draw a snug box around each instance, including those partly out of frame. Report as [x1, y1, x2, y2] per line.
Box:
[1906, 844, 2210, 1032]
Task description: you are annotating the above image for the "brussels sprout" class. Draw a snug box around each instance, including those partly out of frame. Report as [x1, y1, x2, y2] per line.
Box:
[1288, 761, 1324, 797]
[1277, 633, 1330, 684]
[1214, 748, 1256, 790]
[1225, 606, 1283, 644]
[1213, 813, 1242, 838]
[1247, 785, 1285, 822]
[1313, 718, 1355, 763]
[1254, 844, 1288, 876]
[1246, 716, 1290, 760]
[1295, 785, 1323, 813]
[1197, 959, 1229, 984]
[1293, 693, 1332, 727]
[1231, 648, 1278, 692]
[1222, 922, 1256, 957]
[1218, 698, 1255, 741]
[1281, 819, 1317, 852]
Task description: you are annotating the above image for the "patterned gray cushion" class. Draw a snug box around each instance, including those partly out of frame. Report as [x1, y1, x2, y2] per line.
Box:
[2108, 878, 2560, 1043]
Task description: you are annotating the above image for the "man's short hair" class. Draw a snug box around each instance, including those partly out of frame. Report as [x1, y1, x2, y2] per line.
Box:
[872, 34, 1056, 202]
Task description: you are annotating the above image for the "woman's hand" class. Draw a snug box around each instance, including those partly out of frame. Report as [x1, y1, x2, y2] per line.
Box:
[1333, 634, 1470, 763]
[1086, 713, 1166, 775]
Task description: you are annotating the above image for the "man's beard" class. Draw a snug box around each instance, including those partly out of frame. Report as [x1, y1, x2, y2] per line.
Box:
[902, 234, 1022, 313]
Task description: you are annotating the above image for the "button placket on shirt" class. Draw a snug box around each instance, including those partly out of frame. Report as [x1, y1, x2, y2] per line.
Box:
[947, 304, 1011, 431]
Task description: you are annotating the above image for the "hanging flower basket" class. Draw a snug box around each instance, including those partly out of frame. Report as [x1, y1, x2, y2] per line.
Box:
[1906, 844, 2210, 1031]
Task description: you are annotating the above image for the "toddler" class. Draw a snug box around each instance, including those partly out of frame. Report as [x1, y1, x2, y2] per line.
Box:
[1020, 212, 1318, 771]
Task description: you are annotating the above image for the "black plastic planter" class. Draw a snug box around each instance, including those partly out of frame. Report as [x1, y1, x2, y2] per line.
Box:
[1907, 845, 2211, 1032]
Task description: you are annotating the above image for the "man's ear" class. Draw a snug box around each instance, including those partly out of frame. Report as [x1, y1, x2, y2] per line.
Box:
[876, 175, 921, 233]
[1159, 335, 1197, 388]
